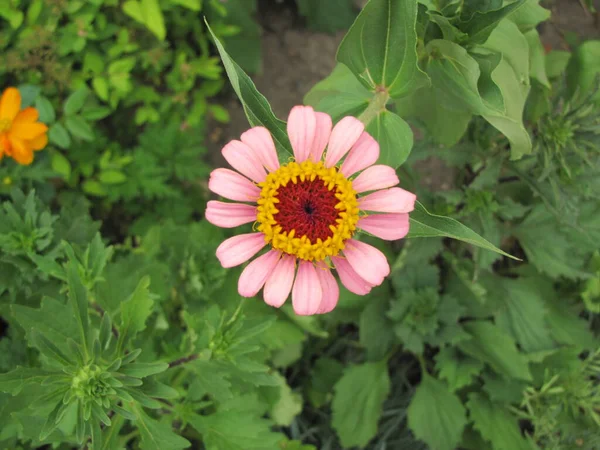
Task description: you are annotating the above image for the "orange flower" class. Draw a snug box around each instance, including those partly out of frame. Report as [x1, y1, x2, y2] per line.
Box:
[0, 87, 49, 165]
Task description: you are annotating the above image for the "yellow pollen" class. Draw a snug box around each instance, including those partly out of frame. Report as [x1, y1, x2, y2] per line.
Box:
[256, 160, 360, 262]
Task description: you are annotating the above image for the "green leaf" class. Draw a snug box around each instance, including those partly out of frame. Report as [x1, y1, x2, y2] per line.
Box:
[467, 393, 531, 450]
[64, 88, 89, 116]
[31, 330, 74, 366]
[123, 0, 166, 40]
[65, 116, 94, 141]
[337, 0, 427, 98]
[458, 321, 532, 381]
[51, 151, 72, 179]
[205, 20, 292, 156]
[35, 96, 55, 123]
[92, 77, 110, 102]
[332, 361, 390, 448]
[359, 296, 396, 361]
[515, 206, 589, 279]
[0, 367, 53, 395]
[507, 0, 550, 32]
[566, 40, 600, 102]
[67, 262, 90, 358]
[525, 29, 550, 88]
[304, 64, 371, 121]
[460, 0, 526, 45]
[435, 347, 484, 391]
[408, 201, 519, 260]
[120, 362, 168, 378]
[119, 276, 153, 345]
[407, 374, 467, 450]
[396, 86, 472, 146]
[99, 170, 127, 184]
[48, 123, 71, 149]
[13, 297, 79, 357]
[188, 394, 284, 450]
[366, 109, 413, 168]
[425, 40, 490, 115]
[545, 50, 571, 79]
[264, 373, 303, 426]
[133, 405, 190, 450]
[481, 20, 532, 159]
[489, 278, 555, 353]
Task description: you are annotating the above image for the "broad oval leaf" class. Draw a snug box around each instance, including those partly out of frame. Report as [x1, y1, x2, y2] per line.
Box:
[332, 361, 390, 448]
[408, 201, 520, 260]
[407, 374, 467, 450]
[366, 109, 413, 168]
[205, 20, 292, 157]
[337, 0, 427, 98]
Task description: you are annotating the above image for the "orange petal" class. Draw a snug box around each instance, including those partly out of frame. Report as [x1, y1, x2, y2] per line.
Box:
[0, 87, 21, 121]
[8, 136, 34, 165]
[10, 122, 48, 140]
[13, 107, 39, 124]
[28, 132, 48, 151]
[0, 134, 11, 156]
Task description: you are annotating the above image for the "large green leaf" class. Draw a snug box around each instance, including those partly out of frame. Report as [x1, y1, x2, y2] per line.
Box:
[481, 20, 532, 159]
[0, 367, 54, 395]
[435, 347, 484, 391]
[467, 393, 532, 450]
[408, 201, 519, 259]
[566, 40, 600, 102]
[407, 374, 467, 450]
[459, 0, 526, 44]
[119, 276, 154, 347]
[337, 0, 426, 98]
[425, 40, 498, 114]
[133, 405, 190, 450]
[205, 20, 292, 156]
[507, 0, 550, 32]
[525, 29, 550, 88]
[396, 86, 472, 146]
[366, 109, 413, 168]
[304, 64, 371, 121]
[12, 297, 79, 357]
[489, 277, 555, 353]
[332, 361, 390, 448]
[459, 321, 532, 381]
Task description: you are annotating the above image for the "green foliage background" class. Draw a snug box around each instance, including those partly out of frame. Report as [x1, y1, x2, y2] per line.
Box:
[1, 0, 600, 449]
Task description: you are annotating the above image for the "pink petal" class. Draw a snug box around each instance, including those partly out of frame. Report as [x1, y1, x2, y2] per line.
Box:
[208, 168, 261, 202]
[332, 257, 373, 295]
[264, 255, 296, 308]
[241, 126, 280, 172]
[288, 106, 317, 163]
[315, 262, 339, 314]
[222, 140, 267, 183]
[324, 116, 364, 168]
[292, 261, 323, 316]
[340, 132, 380, 177]
[238, 250, 281, 298]
[352, 165, 399, 193]
[358, 187, 417, 213]
[205, 201, 257, 228]
[216, 233, 266, 268]
[310, 112, 333, 162]
[343, 239, 390, 286]
[357, 213, 410, 241]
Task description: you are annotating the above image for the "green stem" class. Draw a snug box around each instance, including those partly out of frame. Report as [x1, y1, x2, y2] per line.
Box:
[358, 90, 390, 127]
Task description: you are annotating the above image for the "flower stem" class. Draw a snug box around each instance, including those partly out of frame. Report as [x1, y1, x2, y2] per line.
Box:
[358, 90, 390, 127]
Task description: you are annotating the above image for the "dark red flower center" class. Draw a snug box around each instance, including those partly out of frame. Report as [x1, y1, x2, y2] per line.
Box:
[273, 179, 339, 242]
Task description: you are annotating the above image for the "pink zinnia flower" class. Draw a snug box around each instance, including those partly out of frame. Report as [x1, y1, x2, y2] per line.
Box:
[205, 106, 416, 315]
